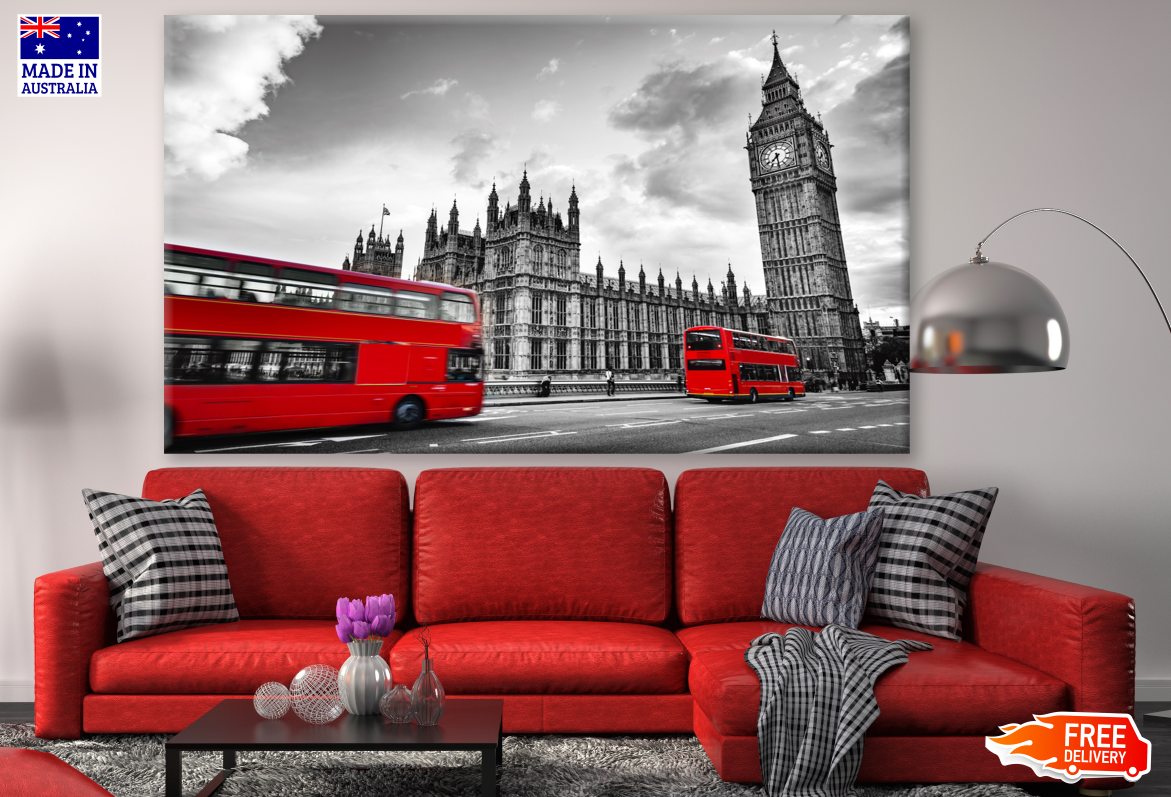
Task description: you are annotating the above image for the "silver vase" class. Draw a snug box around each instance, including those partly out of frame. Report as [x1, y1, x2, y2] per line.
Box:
[338, 640, 391, 715]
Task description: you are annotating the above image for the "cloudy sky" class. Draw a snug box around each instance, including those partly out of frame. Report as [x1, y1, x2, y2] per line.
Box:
[164, 14, 909, 325]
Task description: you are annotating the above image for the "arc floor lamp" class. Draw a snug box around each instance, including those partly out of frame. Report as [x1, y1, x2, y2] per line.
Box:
[910, 208, 1170, 373]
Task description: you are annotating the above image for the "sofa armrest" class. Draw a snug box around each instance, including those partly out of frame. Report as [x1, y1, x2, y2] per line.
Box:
[34, 562, 115, 739]
[964, 562, 1135, 714]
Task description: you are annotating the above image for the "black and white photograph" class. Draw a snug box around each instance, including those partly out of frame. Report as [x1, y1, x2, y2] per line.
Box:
[163, 14, 911, 454]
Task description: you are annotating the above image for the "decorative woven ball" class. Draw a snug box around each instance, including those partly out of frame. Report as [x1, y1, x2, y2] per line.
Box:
[380, 684, 413, 723]
[253, 681, 290, 719]
[290, 664, 345, 724]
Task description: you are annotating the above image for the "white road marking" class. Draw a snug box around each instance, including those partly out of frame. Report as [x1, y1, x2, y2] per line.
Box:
[759, 408, 807, 414]
[195, 434, 386, 453]
[442, 414, 519, 422]
[463, 430, 577, 444]
[895, 422, 908, 425]
[836, 428, 857, 431]
[809, 430, 832, 434]
[689, 413, 755, 420]
[597, 409, 660, 416]
[342, 448, 382, 454]
[876, 424, 894, 427]
[606, 420, 683, 429]
[688, 433, 798, 454]
[859, 425, 877, 429]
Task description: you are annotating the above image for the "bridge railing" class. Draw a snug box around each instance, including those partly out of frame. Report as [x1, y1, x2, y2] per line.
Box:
[484, 381, 683, 398]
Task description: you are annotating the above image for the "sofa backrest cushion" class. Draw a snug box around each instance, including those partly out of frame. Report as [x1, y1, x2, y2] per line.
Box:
[142, 468, 410, 621]
[674, 467, 929, 626]
[414, 468, 672, 624]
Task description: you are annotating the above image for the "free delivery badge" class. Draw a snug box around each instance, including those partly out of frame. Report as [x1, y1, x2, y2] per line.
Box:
[986, 712, 1152, 783]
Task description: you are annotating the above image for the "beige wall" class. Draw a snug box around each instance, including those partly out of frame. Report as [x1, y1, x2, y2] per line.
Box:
[3, 0, 1169, 702]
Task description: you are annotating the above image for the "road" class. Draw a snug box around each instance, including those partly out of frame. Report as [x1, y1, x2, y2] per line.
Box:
[171, 393, 910, 455]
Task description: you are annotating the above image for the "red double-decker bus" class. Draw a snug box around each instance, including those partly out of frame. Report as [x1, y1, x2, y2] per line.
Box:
[684, 326, 805, 403]
[164, 244, 483, 448]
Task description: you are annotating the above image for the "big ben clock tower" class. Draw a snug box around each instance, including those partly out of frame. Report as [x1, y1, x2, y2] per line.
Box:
[748, 32, 866, 387]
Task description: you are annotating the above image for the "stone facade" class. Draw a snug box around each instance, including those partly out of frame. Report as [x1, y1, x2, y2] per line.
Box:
[414, 171, 770, 380]
[746, 33, 867, 386]
[342, 222, 405, 278]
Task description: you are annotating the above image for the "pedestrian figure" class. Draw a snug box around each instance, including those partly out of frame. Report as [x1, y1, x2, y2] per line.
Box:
[605, 369, 615, 396]
[676, 374, 684, 393]
[538, 373, 552, 398]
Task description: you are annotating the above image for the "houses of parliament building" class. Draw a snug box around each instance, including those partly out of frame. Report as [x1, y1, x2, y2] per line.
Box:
[342, 34, 867, 386]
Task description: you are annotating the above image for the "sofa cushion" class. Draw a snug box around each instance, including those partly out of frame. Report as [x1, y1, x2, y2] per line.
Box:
[674, 468, 930, 626]
[414, 469, 672, 623]
[89, 619, 402, 694]
[0, 748, 115, 796]
[867, 480, 999, 640]
[82, 487, 239, 642]
[142, 468, 410, 621]
[389, 621, 688, 695]
[687, 621, 1068, 737]
[761, 507, 885, 628]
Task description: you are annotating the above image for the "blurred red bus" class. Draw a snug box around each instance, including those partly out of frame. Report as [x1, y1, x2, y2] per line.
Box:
[684, 326, 805, 403]
[164, 244, 483, 448]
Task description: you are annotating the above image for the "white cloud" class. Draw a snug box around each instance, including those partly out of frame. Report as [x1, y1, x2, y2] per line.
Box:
[531, 99, 561, 123]
[465, 91, 490, 120]
[401, 78, 458, 99]
[536, 58, 560, 79]
[709, 36, 724, 44]
[164, 15, 321, 181]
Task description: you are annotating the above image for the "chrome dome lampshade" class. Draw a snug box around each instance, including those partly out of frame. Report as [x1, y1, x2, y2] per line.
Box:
[910, 260, 1069, 373]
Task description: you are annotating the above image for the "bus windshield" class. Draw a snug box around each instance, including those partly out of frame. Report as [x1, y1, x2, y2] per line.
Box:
[685, 329, 723, 351]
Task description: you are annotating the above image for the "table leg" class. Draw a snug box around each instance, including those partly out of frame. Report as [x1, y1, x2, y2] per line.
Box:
[224, 748, 236, 770]
[496, 720, 503, 790]
[481, 744, 496, 797]
[165, 748, 182, 797]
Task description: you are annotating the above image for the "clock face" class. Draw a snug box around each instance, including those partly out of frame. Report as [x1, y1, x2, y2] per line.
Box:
[759, 140, 795, 172]
[815, 141, 830, 169]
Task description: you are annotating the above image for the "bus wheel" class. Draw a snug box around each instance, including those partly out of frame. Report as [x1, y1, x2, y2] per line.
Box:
[392, 397, 425, 430]
[787, 388, 796, 401]
[749, 388, 759, 403]
[164, 406, 175, 452]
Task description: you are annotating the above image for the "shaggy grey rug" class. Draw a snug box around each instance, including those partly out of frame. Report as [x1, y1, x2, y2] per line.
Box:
[0, 723, 1032, 797]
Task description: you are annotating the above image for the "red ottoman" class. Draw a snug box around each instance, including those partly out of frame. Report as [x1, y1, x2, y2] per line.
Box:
[0, 748, 114, 796]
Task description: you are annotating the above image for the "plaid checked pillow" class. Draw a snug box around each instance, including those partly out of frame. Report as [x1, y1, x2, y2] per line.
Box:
[760, 506, 886, 628]
[82, 488, 239, 642]
[865, 480, 999, 640]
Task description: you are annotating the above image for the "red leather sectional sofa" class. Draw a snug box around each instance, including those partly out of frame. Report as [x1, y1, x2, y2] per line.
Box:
[34, 467, 1135, 789]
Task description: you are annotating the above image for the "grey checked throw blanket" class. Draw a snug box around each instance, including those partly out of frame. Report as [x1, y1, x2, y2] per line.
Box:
[745, 626, 932, 797]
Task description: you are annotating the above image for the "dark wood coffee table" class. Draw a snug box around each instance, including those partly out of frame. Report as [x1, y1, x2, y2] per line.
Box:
[165, 697, 504, 797]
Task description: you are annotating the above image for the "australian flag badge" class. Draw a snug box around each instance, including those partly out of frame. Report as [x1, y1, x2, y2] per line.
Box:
[18, 15, 102, 96]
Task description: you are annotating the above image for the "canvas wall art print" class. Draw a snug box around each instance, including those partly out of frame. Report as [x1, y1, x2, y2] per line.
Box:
[163, 14, 910, 454]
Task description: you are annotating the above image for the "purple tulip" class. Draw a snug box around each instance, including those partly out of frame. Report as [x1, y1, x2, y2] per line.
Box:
[347, 599, 366, 624]
[385, 594, 396, 625]
[336, 615, 354, 643]
[351, 620, 371, 640]
[371, 614, 393, 637]
[336, 597, 351, 622]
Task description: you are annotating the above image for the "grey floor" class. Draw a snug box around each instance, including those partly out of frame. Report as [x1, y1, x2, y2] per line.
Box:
[1, 702, 1167, 793]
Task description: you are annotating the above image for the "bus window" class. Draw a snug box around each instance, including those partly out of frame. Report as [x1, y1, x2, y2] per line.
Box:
[337, 283, 393, 316]
[740, 363, 781, 382]
[687, 358, 726, 370]
[395, 290, 439, 320]
[234, 261, 279, 303]
[786, 366, 803, 382]
[200, 274, 243, 300]
[165, 336, 215, 381]
[446, 348, 483, 382]
[164, 250, 230, 271]
[261, 340, 355, 382]
[275, 268, 337, 309]
[685, 329, 723, 350]
[220, 339, 262, 381]
[440, 292, 476, 323]
[164, 267, 203, 297]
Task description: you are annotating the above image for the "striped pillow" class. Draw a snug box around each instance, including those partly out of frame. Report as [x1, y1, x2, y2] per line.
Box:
[82, 488, 239, 642]
[760, 507, 886, 628]
[866, 480, 999, 640]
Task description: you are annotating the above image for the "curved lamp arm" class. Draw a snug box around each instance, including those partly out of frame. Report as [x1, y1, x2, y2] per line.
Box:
[971, 207, 1171, 337]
